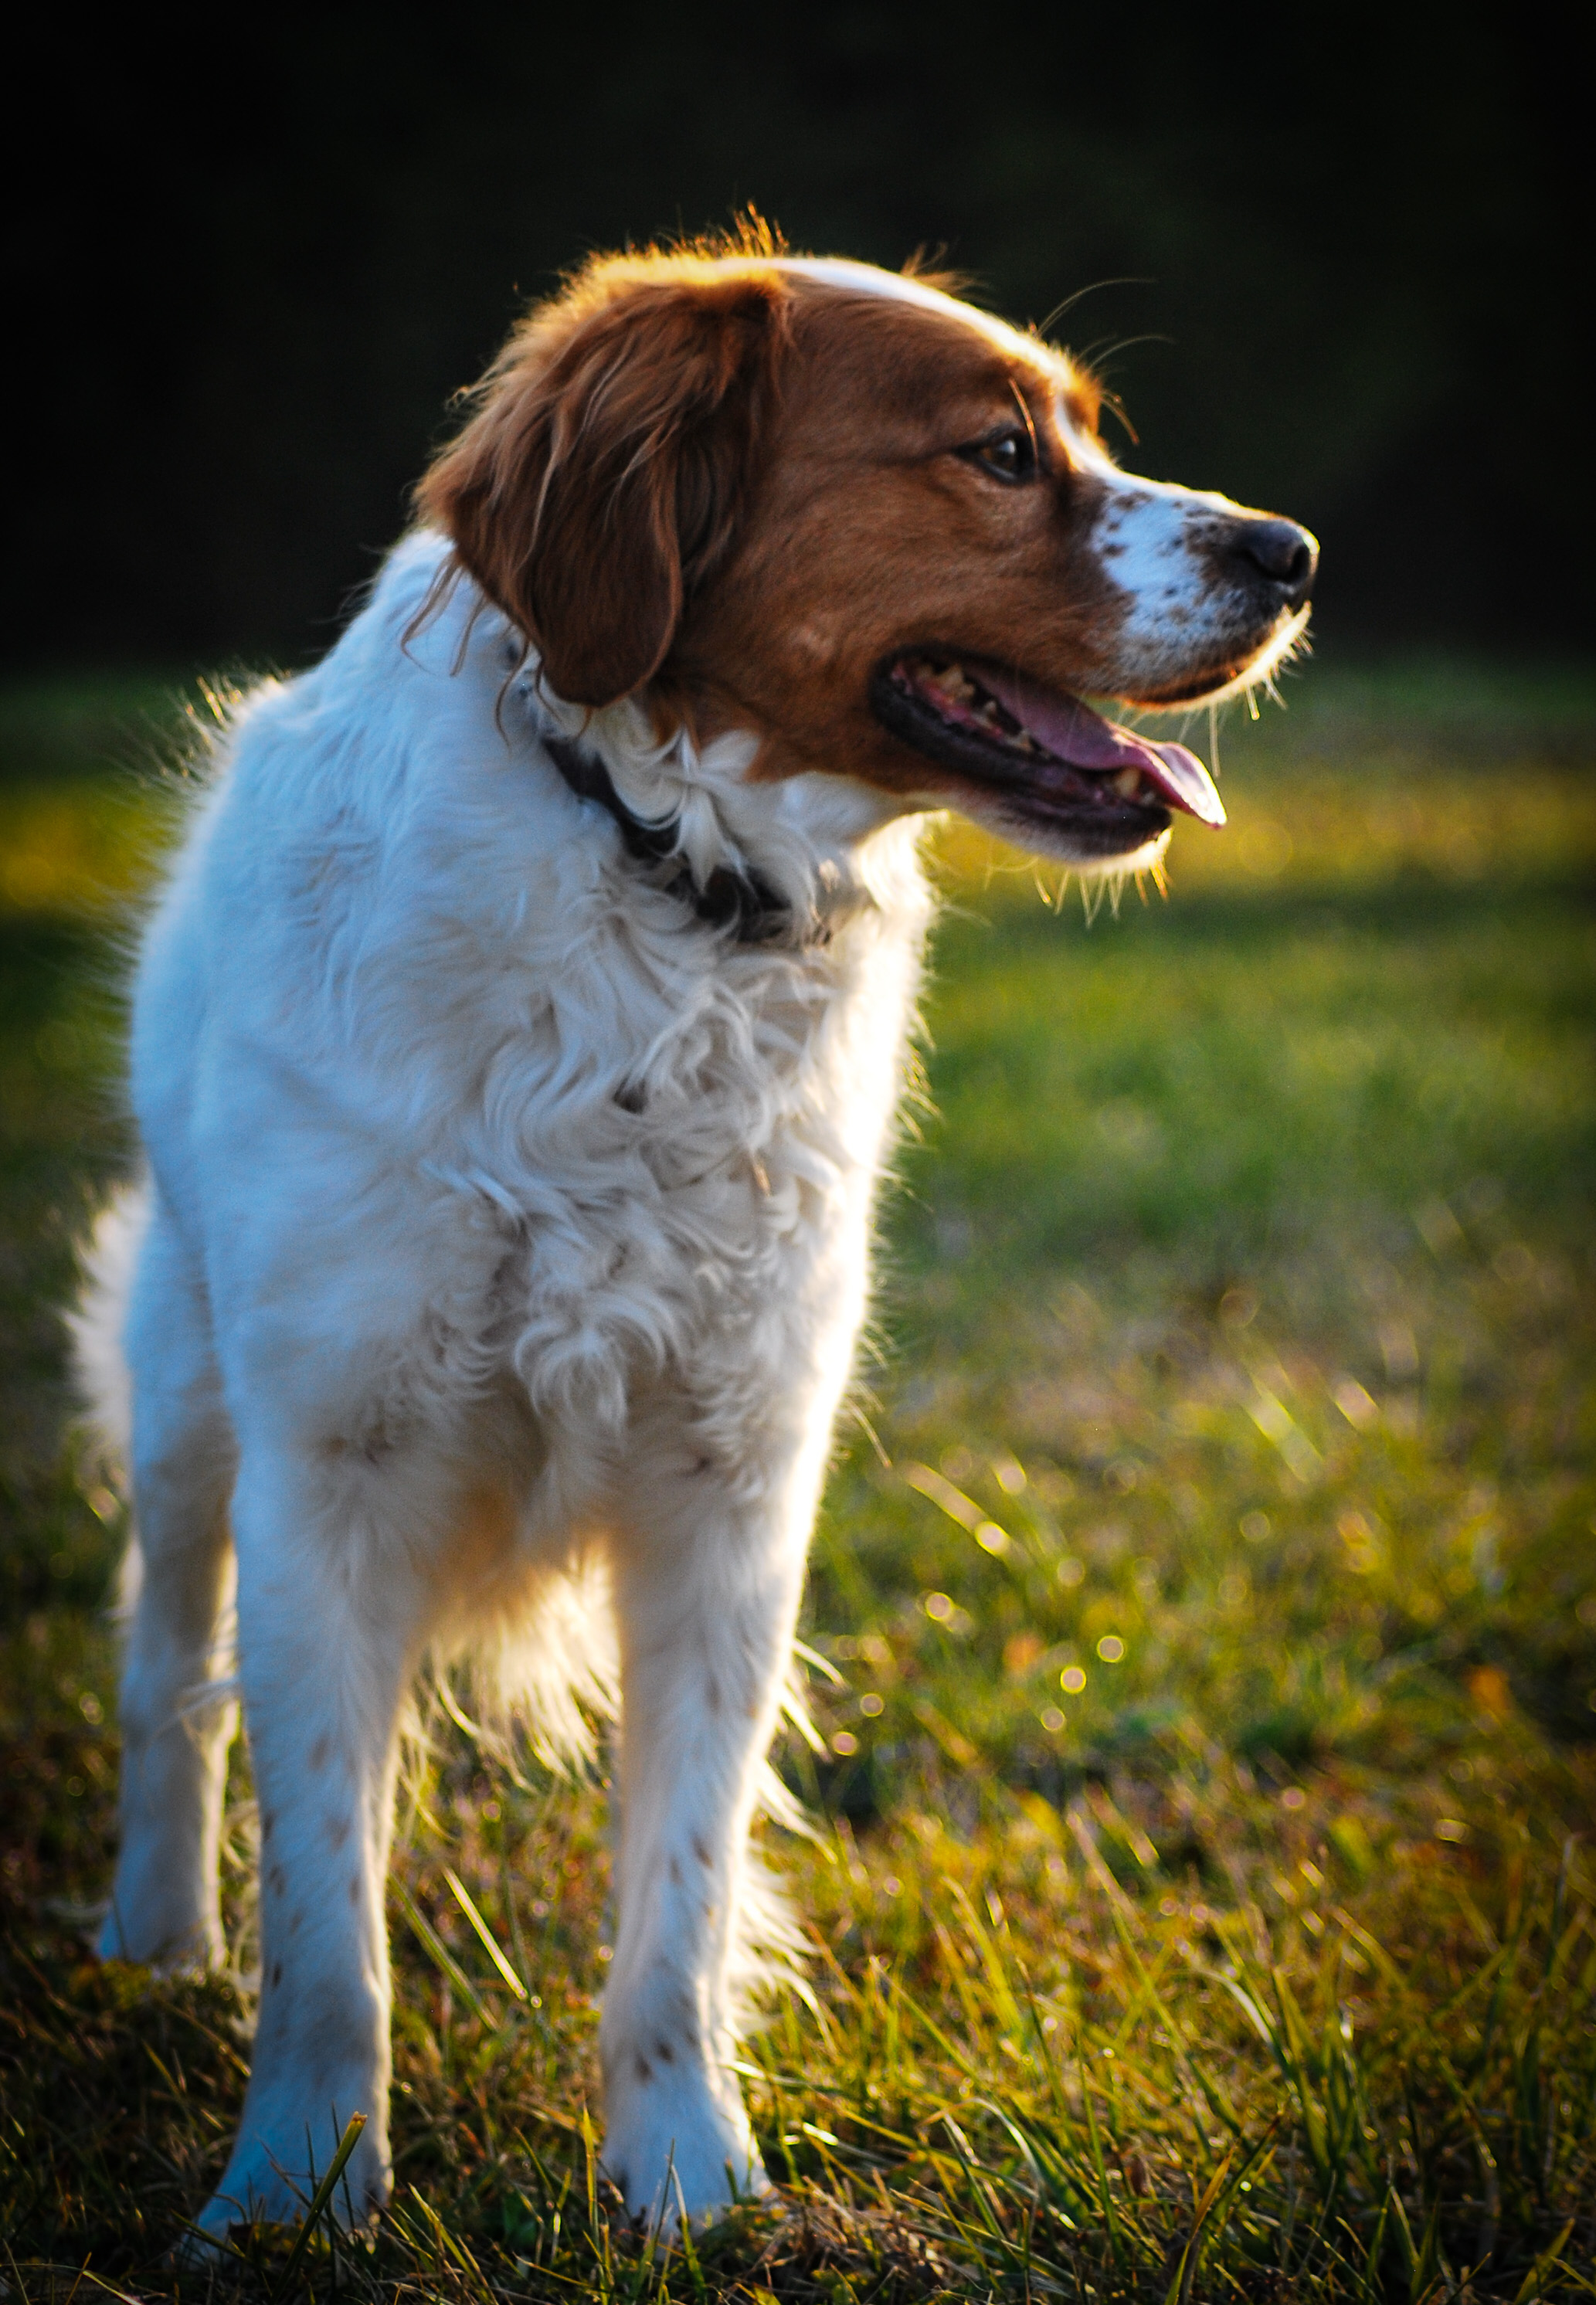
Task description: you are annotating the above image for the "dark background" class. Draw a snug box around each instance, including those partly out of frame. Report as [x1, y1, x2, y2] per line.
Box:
[11, 6, 1585, 671]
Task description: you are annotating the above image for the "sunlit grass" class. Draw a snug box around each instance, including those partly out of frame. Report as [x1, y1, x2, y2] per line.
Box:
[2, 660, 1593, 2297]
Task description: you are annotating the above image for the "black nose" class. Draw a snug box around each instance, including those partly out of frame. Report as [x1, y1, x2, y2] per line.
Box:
[1227, 517, 1318, 609]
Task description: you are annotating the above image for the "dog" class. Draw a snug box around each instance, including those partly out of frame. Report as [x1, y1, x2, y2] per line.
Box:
[73, 227, 1315, 2242]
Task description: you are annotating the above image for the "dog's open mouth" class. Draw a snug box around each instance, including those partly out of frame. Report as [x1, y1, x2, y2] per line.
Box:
[871, 653, 1225, 861]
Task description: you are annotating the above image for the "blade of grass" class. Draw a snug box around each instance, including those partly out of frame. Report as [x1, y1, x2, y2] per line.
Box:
[442, 1862, 528, 2000]
[392, 1874, 494, 2026]
[1512, 2218, 1577, 2305]
[1081, 2047, 1127, 2276]
[1163, 2143, 1239, 2305]
[274, 2110, 367, 2289]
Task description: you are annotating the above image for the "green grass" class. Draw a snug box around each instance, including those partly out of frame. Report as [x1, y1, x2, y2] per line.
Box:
[2, 660, 1594, 2300]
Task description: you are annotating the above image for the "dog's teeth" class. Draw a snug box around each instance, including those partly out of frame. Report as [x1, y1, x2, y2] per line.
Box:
[1112, 766, 1143, 799]
[922, 660, 974, 704]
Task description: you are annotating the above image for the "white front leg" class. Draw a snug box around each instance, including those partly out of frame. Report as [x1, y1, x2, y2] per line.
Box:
[195, 1444, 423, 2241]
[600, 1400, 823, 2227]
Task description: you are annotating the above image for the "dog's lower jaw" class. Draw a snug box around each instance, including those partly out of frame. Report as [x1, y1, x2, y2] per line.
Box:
[953, 793, 1173, 876]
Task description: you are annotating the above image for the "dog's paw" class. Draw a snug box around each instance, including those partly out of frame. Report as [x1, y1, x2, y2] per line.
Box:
[603, 2080, 769, 2229]
[186, 2115, 391, 2253]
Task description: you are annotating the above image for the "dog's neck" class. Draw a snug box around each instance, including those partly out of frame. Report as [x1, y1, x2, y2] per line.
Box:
[542, 732, 794, 945]
[502, 627, 928, 950]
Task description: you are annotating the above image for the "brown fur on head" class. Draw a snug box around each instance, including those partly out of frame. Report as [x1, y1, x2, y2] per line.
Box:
[416, 240, 794, 707]
[418, 233, 1314, 857]
[418, 240, 1120, 743]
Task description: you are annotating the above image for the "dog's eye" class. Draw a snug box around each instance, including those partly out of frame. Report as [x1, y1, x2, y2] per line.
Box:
[962, 429, 1037, 484]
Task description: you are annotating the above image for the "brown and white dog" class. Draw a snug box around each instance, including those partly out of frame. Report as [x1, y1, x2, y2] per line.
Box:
[75, 233, 1314, 2242]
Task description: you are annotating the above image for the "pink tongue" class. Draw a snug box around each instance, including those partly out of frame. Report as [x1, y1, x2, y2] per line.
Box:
[980, 667, 1226, 828]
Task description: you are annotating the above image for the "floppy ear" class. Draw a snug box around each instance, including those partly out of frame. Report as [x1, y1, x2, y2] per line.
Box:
[417, 268, 792, 706]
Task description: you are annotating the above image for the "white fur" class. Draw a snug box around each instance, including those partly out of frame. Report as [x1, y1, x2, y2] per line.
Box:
[77, 531, 933, 2238]
[1067, 430, 1310, 697]
[779, 256, 1034, 360]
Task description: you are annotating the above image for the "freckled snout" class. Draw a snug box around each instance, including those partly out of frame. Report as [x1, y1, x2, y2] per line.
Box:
[1221, 515, 1319, 613]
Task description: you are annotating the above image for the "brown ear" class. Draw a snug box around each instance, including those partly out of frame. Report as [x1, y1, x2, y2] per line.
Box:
[417, 265, 792, 706]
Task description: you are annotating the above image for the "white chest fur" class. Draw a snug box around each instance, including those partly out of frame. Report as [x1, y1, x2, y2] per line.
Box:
[137, 533, 932, 1441]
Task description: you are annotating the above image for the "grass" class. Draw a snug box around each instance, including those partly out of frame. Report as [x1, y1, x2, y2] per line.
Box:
[2, 656, 1594, 2300]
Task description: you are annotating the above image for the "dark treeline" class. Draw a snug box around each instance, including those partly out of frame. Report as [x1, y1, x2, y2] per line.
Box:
[12, 7, 1584, 669]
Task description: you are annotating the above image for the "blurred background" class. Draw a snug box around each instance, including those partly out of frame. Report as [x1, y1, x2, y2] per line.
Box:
[9, 3, 1588, 670]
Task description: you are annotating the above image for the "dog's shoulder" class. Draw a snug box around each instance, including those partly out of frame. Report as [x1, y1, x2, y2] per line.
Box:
[213, 531, 571, 881]
[149, 540, 578, 1000]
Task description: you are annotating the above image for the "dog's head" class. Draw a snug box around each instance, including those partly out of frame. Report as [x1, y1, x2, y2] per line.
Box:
[418, 236, 1316, 870]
